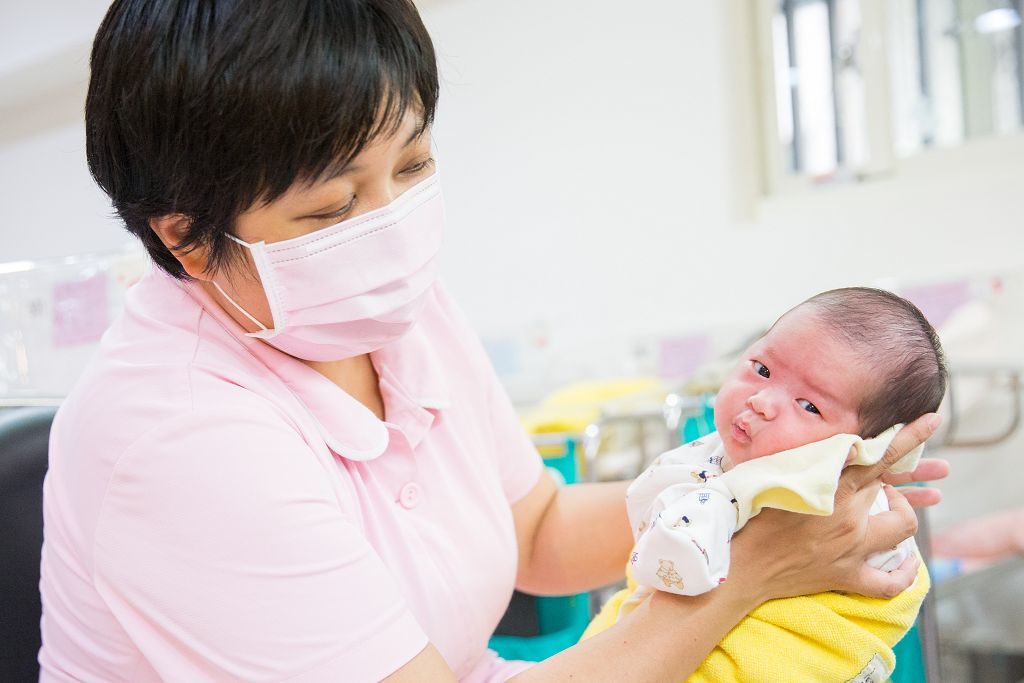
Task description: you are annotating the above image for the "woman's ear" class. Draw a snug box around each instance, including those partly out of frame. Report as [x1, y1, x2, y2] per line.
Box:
[149, 214, 211, 280]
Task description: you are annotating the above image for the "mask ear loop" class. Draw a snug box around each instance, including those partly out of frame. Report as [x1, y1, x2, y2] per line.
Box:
[211, 280, 269, 333]
[211, 234, 276, 336]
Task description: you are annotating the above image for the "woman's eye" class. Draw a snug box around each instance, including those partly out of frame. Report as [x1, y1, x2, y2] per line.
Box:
[753, 361, 770, 378]
[313, 196, 356, 221]
[797, 399, 820, 415]
[401, 157, 435, 175]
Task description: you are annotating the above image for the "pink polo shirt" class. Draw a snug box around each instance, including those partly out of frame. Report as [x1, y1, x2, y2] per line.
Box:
[39, 268, 544, 682]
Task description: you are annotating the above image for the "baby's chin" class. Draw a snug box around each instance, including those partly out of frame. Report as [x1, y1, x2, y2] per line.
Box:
[718, 437, 758, 468]
[718, 433, 779, 467]
[721, 445, 760, 468]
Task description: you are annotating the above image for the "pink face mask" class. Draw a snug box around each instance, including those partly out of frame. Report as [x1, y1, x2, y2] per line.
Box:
[213, 173, 444, 361]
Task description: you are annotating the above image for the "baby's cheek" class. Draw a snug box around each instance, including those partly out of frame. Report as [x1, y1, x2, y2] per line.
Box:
[754, 431, 810, 460]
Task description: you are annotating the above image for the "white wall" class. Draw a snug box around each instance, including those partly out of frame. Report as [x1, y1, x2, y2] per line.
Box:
[0, 122, 127, 261]
[2, 0, 1022, 398]
[0, 0, 123, 262]
[422, 0, 1024, 355]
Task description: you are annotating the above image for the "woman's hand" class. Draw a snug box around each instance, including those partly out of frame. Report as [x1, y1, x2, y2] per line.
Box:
[881, 456, 949, 508]
[729, 413, 941, 605]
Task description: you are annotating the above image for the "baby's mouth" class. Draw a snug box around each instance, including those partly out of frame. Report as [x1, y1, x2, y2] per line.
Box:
[731, 420, 751, 443]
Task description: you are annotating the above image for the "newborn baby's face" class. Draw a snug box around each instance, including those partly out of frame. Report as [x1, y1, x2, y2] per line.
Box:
[713, 307, 872, 465]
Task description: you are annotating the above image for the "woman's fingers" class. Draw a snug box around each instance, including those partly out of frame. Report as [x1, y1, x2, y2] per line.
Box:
[861, 486, 919, 555]
[842, 414, 941, 492]
[881, 457, 950, 486]
[873, 413, 940, 472]
[897, 486, 943, 508]
[845, 553, 921, 599]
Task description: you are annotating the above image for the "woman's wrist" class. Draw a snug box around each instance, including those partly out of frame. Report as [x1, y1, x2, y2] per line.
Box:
[642, 580, 761, 674]
[714, 569, 771, 612]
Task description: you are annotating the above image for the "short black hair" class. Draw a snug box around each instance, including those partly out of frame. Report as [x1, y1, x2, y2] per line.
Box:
[86, 0, 439, 279]
[793, 287, 948, 438]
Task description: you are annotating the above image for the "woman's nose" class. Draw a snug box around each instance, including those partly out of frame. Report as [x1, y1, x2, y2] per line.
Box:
[362, 186, 399, 213]
[747, 390, 777, 419]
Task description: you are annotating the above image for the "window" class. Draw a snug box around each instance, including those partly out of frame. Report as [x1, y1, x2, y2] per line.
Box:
[764, 0, 1023, 182]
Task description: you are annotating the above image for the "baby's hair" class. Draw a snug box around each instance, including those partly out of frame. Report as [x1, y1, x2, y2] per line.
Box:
[791, 287, 948, 439]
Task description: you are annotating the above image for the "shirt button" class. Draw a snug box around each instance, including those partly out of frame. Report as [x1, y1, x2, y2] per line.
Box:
[398, 482, 421, 509]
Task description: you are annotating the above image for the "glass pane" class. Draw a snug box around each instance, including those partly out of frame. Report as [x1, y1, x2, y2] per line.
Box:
[835, 0, 869, 168]
[773, 12, 797, 172]
[958, 0, 1023, 137]
[926, 0, 967, 146]
[989, 22, 1023, 132]
[890, 0, 929, 156]
[793, 1, 839, 176]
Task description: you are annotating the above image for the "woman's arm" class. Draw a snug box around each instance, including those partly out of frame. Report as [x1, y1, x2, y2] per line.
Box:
[514, 570, 761, 681]
[512, 475, 634, 595]
[384, 414, 941, 682]
[384, 563, 762, 683]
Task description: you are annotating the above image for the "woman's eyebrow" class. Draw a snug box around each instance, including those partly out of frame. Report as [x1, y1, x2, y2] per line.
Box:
[404, 117, 429, 146]
[314, 162, 362, 185]
[317, 119, 427, 183]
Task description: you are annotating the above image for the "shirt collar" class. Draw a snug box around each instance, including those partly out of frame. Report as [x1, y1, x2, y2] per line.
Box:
[372, 320, 451, 413]
[175, 274, 448, 461]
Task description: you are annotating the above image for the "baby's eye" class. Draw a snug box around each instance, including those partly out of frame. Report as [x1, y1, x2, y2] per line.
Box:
[797, 399, 820, 415]
[752, 361, 770, 378]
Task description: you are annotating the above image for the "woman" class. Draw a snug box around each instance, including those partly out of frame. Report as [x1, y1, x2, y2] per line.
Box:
[39, 1, 946, 681]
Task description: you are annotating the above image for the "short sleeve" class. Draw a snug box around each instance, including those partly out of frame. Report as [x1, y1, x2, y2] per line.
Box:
[483, 365, 545, 504]
[92, 399, 428, 683]
[432, 284, 544, 504]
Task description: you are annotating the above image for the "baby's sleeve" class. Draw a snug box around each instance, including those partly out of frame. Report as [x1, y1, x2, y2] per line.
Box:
[629, 479, 738, 596]
[625, 438, 724, 536]
[626, 438, 737, 596]
[93, 405, 429, 683]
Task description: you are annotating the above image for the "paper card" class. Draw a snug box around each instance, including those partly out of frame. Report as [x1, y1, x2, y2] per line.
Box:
[53, 273, 110, 348]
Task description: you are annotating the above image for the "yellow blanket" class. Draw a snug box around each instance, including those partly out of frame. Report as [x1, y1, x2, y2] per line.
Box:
[581, 560, 930, 682]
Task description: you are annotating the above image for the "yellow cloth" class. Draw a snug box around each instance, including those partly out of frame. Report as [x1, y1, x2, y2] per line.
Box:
[722, 427, 923, 530]
[582, 561, 929, 682]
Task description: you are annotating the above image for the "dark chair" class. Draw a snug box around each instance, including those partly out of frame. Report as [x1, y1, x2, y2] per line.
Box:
[0, 406, 58, 683]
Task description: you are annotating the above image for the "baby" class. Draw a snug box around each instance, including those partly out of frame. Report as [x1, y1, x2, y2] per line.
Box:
[583, 287, 947, 682]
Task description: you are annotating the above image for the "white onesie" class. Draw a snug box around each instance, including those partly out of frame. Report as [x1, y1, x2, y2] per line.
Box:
[624, 430, 920, 606]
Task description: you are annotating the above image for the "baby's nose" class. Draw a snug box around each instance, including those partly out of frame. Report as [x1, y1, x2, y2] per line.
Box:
[747, 390, 778, 419]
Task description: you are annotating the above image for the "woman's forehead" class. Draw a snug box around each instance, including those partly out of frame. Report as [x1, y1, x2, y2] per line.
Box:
[257, 113, 432, 211]
[309, 108, 430, 184]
